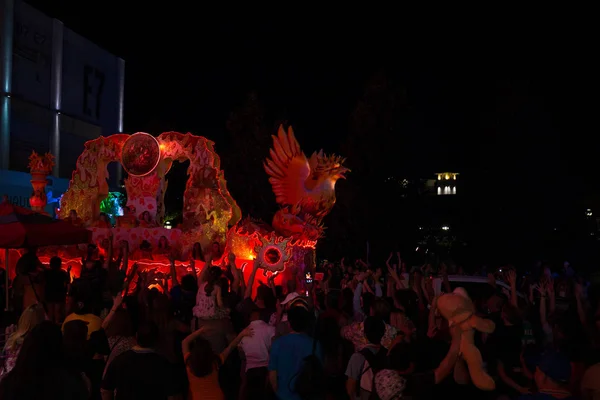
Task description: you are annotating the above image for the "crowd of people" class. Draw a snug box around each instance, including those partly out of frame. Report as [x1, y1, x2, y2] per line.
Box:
[2, 233, 600, 400]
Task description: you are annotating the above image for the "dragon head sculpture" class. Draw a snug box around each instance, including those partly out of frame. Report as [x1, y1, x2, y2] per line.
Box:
[309, 150, 349, 182]
[271, 206, 323, 242]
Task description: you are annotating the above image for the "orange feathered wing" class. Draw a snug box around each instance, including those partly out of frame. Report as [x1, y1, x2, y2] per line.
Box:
[263, 126, 310, 207]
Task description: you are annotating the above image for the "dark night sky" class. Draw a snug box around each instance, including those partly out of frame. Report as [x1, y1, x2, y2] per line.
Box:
[24, 1, 600, 221]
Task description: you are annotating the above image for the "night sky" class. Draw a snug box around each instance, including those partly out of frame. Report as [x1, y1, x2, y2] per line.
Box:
[25, 3, 592, 174]
[23, 1, 600, 262]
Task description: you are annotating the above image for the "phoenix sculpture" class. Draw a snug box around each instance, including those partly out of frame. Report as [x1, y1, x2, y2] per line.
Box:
[264, 125, 349, 241]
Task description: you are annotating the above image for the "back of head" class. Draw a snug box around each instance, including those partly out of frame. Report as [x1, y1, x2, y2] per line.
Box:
[7, 304, 46, 350]
[257, 285, 276, 309]
[104, 309, 133, 337]
[152, 294, 170, 314]
[63, 320, 88, 343]
[63, 320, 89, 359]
[49, 256, 62, 270]
[364, 316, 385, 345]
[12, 321, 62, 370]
[181, 274, 198, 293]
[256, 284, 271, 301]
[218, 276, 230, 294]
[371, 298, 391, 322]
[205, 267, 223, 296]
[136, 322, 159, 348]
[73, 291, 93, 315]
[249, 308, 261, 322]
[187, 337, 218, 378]
[288, 306, 310, 333]
[325, 291, 340, 310]
[362, 292, 375, 315]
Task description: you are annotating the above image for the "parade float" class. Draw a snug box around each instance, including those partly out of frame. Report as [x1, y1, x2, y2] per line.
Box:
[34, 125, 348, 285]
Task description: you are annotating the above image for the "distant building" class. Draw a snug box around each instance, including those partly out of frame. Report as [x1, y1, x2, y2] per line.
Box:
[435, 172, 458, 195]
[0, 0, 124, 213]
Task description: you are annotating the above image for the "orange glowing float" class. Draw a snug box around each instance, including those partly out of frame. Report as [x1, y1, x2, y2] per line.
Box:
[51, 125, 347, 284]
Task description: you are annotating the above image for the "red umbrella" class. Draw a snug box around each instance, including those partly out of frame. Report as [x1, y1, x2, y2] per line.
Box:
[0, 200, 92, 248]
[0, 200, 92, 311]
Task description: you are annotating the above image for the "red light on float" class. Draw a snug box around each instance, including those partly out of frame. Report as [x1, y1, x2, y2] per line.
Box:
[254, 234, 291, 275]
[265, 248, 281, 265]
[121, 133, 161, 177]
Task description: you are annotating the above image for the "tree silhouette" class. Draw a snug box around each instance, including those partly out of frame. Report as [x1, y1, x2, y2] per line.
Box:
[323, 70, 411, 260]
[222, 91, 278, 221]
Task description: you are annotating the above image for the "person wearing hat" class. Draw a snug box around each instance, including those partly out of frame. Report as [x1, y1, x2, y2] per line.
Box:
[516, 351, 574, 400]
[272, 292, 309, 338]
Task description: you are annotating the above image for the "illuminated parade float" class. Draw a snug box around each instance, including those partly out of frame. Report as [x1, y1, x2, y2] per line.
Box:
[8, 125, 348, 286]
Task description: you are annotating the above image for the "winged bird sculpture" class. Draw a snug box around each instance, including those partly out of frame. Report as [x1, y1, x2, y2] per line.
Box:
[264, 125, 349, 240]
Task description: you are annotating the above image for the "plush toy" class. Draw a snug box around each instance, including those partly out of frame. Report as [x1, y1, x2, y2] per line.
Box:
[436, 287, 496, 391]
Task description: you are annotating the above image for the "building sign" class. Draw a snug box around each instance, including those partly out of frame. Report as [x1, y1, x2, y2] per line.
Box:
[11, 1, 53, 108]
[61, 28, 119, 133]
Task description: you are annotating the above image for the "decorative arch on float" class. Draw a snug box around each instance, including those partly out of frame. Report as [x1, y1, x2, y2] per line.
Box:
[59, 132, 242, 247]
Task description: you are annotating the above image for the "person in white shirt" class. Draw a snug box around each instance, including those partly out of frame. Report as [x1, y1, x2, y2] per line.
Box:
[239, 308, 276, 399]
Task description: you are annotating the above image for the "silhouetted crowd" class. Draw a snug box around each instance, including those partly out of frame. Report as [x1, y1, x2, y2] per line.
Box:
[1, 239, 598, 400]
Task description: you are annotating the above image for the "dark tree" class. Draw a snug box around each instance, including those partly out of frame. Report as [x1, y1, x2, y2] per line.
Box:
[222, 91, 278, 221]
[322, 71, 411, 260]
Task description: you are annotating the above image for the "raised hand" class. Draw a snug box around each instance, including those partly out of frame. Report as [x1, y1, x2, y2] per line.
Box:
[241, 326, 255, 338]
[204, 250, 213, 264]
[574, 282, 584, 299]
[507, 270, 517, 286]
[547, 278, 555, 295]
[387, 263, 398, 278]
[112, 292, 124, 309]
[535, 281, 547, 296]
[432, 295, 440, 309]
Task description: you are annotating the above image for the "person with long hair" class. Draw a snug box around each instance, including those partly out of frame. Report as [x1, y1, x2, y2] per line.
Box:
[151, 295, 189, 358]
[44, 256, 71, 324]
[92, 213, 111, 229]
[192, 252, 223, 322]
[102, 293, 136, 377]
[0, 304, 46, 378]
[154, 236, 171, 256]
[0, 321, 88, 400]
[182, 325, 254, 400]
[138, 211, 156, 228]
[190, 242, 203, 261]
